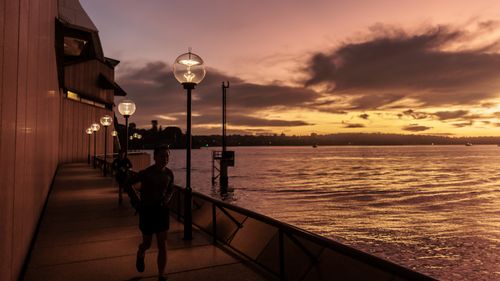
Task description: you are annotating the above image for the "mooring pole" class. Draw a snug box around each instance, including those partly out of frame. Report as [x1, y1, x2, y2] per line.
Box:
[220, 81, 229, 194]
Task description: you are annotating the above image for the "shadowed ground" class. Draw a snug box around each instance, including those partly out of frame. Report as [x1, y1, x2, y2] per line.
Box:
[23, 163, 275, 281]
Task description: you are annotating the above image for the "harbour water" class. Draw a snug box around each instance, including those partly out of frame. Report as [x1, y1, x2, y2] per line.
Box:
[150, 145, 499, 280]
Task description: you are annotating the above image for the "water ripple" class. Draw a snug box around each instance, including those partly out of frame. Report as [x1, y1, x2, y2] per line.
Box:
[162, 145, 500, 280]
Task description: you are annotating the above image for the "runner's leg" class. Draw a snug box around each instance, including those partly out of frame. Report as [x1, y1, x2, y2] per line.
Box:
[139, 234, 152, 256]
[156, 231, 167, 277]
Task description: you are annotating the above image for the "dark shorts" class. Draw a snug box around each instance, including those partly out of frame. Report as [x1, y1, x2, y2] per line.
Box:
[138, 205, 170, 235]
[115, 172, 127, 184]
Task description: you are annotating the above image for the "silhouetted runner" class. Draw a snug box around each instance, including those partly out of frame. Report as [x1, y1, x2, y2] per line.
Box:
[126, 146, 174, 281]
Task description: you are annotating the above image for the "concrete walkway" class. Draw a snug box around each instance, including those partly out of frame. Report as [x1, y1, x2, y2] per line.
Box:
[24, 163, 275, 281]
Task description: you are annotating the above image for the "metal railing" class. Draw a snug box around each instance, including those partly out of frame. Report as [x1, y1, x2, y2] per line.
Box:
[93, 154, 114, 175]
[168, 185, 436, 281]
[93, 152, 149, 175]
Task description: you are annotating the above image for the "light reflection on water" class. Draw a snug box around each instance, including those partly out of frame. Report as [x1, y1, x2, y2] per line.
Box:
[155, 145, 499, 280]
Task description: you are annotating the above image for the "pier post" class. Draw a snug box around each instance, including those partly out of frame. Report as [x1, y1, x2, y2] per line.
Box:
[220, 82, 229, 194]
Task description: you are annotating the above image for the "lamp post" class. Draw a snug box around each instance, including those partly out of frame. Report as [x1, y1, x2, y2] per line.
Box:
[111, 130, 118, 154]
[173, 50, 206, 240]
[118, 99, 136, 159]
[91, 123, 100, 168]
[100, 115, 113, 176]
[86, 128, 93, 165]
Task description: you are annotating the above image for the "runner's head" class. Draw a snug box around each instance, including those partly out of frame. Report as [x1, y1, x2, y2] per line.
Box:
[153, 145, 170, 168]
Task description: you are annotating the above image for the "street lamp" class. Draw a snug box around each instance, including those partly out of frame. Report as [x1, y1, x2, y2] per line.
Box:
[111, 130, 119, 163]
[118, 99, 136, 159]
[129, 133, 142, 150]
[100, 115, 113, 176]
[131, 133, 138, 151]
[173, 50, 206, 240]
[86, 127, 93, 165]
[136, 134, 142, 149]
[91, 123, 100, 168]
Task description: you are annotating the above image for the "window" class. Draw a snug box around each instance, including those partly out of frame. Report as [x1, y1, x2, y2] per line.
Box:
[67, 91, 106, 109]
[67, 90, 80, 101]
[64, 37, 88, 57]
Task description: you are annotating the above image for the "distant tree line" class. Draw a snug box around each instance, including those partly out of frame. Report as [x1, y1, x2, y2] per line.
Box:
[115, 121, 500, 149]
[196, 133, 500, 147]
[115, 122, 185, 150]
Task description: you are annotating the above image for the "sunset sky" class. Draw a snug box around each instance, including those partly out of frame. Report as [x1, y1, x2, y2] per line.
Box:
[80, 0, 500, 136]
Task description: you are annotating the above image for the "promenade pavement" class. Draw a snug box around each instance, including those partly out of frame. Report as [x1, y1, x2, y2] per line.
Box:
[23, 163, 275, 281]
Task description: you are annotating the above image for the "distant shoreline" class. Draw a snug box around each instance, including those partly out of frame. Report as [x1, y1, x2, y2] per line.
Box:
[125, 131, 500, 149]
[159, 143, 499, 150]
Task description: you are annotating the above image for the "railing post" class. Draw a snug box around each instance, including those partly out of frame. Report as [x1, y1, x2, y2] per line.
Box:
[177, 188, 182, 221]
[279, 229, 285, 281]
[211, 151, 214, 185]
[212, 203, 217, 244]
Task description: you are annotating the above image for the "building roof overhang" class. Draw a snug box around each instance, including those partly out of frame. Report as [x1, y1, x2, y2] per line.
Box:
[98, 74, 127, 96]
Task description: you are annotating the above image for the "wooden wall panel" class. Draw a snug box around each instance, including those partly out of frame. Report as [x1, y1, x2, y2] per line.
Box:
[58, 98, 114, 163]
[12, 0, 30, 276]
[0, 1, 20, 280]
[24, 1, 40, 273]
[1, 1, 118, 279]
[1, 0, 60, 280]
[0, 0, 4, 119]
[70, 100, 75, 161]
[64, 59, 114, 104]
[77, 101, 83, 160]
[47, 17, 59, 188]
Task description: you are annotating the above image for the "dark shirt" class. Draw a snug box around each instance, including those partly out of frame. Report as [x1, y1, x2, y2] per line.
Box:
[131, 165, 174, 208]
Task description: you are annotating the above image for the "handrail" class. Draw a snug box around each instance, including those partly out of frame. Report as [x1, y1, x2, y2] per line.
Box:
[93, 152, 148, 174]
[215, 205, 243, 229]
[174, 185, 436, 281]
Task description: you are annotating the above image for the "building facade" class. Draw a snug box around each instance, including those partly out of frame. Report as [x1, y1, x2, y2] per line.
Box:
[0, 1, 124, 280]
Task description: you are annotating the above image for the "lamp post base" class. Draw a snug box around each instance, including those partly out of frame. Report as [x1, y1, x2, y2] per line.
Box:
[183, 188, 193, 240]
